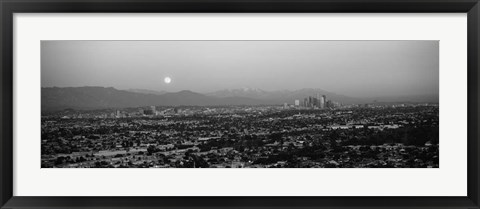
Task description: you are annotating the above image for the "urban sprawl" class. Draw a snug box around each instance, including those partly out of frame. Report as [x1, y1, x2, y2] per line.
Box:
[42, 94, 439, 168]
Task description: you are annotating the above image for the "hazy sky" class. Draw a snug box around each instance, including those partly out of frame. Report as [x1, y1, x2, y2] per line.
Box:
[41, 40, 438, 98]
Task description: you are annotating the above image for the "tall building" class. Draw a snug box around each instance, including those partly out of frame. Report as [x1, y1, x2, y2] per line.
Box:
[317, 93, 321, 107]
[320, 95, 326, 109]
[283, 103, 288, 109]
[150, 106, 156, 115]
[295, 100, 300, 106]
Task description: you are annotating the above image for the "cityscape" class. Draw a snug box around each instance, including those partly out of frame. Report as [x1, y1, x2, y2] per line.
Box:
[41, 40, 439, 168]
[41, 90, 439, 168]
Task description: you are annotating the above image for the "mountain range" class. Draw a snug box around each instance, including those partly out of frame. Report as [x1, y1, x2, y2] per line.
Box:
[126, 89, 168, 95]
[41, 86, 439, 111]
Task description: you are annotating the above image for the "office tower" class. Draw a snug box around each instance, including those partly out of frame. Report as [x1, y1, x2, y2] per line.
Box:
[295, 100, 300, 106]
[284, 103, 288, 109]
[317, 93, 321, 107]
[320, 95, 326, 109]
[150, 106, 156, 115]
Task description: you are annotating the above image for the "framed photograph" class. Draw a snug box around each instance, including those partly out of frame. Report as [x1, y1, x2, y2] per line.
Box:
[1, 0, 479, 208]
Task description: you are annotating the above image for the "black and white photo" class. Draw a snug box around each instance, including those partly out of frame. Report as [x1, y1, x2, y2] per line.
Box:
[41, 40, 439, 168]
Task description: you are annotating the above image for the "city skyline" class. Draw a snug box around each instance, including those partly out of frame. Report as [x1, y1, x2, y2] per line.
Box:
[41, 41, 439, 98]
[41, 40, 439, 168]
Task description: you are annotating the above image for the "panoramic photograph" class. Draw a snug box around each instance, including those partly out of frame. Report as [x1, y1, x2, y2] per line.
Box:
[41, 40, 439, 168]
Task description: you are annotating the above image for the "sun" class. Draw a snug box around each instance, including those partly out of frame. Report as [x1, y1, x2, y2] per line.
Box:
[164, 77, 172, 84]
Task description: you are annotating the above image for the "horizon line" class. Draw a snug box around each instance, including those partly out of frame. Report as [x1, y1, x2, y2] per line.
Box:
[41, 85, 440, 98]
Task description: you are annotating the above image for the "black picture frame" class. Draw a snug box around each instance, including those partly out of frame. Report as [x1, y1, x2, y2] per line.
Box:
[1, 0, 479, 208]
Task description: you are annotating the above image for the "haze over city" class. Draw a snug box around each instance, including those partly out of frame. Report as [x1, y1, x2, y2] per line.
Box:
[41, 40, 439, 169]
[41, 40, 439, 98]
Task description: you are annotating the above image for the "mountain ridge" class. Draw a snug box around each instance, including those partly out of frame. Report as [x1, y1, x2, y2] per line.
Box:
[41, 87, 271, 111]
[42, 86, 438, 111]
[125, 88, 168, 95]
